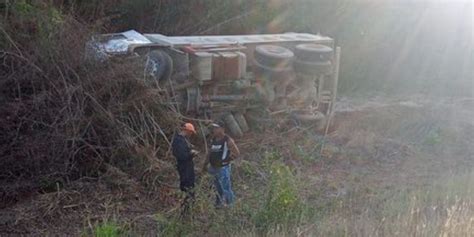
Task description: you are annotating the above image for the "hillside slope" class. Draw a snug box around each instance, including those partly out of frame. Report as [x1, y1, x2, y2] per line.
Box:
[1, 1, 473, 236]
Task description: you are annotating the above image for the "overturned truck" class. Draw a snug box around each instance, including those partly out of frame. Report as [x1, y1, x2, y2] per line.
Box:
[87, 30, 341, 137]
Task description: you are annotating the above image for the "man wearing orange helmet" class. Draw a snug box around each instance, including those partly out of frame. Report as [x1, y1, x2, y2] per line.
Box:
[172, 123, 199, 214]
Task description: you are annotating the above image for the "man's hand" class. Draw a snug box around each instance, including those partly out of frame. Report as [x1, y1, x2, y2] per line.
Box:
[222, 156, 234, 164]
[190, 149, 200, 157]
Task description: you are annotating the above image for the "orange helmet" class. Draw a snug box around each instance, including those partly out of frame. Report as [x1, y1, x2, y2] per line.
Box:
[182, 123, 196, 134]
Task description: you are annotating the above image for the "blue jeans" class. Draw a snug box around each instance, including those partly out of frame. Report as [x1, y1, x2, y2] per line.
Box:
[208, 165, 235, 206]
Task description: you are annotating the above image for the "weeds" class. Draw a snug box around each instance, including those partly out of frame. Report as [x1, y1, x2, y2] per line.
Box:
[1, 0, 181, 206]
[154, 153, 309, 236]
[254, 162, 305, 233]
[313, 171, 474, 236]
[424, 127, 442, 145]
[91, 221, 122, 237]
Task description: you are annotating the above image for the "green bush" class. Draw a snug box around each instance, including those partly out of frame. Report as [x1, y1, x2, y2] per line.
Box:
[254, 161, 305, 233]
[92, 221, 122, 237]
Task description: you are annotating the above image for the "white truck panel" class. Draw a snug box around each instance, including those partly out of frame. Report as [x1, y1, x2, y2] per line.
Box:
[144, 33, 332, 46]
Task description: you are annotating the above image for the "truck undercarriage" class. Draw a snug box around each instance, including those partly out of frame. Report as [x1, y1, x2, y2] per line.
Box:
[87, 30, 341, 137]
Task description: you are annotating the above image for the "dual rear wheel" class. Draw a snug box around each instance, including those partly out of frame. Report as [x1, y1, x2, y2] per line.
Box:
[222, 112, 249, 138]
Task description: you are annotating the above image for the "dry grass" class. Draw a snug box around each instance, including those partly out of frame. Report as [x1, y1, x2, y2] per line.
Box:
[311, 172, 474, 237]
[1, 3, 182, 227]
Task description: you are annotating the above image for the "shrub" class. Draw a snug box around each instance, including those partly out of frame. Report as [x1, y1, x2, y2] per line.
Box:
[92, 221, 122, 237]
[254, 161, 305, 233]
[1, 1, 180, 206]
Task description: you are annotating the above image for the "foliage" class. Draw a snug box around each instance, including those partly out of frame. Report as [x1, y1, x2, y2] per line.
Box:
[1, 0, 179, 207]
[153, 152, 308, 236]
[424, 128, 442, 145]
[92, 221, 122, 237]
[6, 1, 63, 45]
[254, 161, 305, 233]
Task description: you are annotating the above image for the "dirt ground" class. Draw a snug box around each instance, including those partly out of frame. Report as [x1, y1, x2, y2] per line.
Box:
[1, 96, 473, 236]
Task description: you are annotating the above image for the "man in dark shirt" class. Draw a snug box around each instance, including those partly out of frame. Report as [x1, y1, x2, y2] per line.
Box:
[203, 121, 240, 208]
[171, 123, 198, 215]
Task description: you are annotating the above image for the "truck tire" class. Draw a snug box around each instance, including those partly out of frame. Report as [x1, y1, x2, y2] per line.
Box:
[233, 112, 249, 133]
[223, 113, 244, 138]
[253, 60, 293, 75]
[254, 45, 294, 68]
[144, 50, 173, 87]
[294, 44, 333, 62]
[245, 108, 269, 131]
[294, 60, 332, 75]
[185, 87, 201, 113]
[292, 111, 325, 122]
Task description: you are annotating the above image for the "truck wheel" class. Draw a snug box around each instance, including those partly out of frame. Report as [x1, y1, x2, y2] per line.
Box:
[223, 113, 244, 138]
[294, 44, 333, 62]
[185, 87, 201, 113]
[245, 108, 271, 131]
[294, 60, 332, 75]
[254, 45, 294, 68]
[233, 112, 249, 133]
[144, 50, 173, 87]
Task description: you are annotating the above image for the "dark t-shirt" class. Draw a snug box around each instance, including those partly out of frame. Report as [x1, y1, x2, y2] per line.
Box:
[209, 135, 230, 168]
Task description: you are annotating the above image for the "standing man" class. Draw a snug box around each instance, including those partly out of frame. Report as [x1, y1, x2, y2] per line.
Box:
[204, 121, 240, 208]
[172, 123, 199, 214]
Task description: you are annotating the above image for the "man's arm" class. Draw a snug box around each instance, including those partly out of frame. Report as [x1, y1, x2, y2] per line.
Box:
[227, 137, 240, 160]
